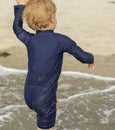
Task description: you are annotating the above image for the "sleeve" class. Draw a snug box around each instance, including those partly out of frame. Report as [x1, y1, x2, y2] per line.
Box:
[56, 34, 94, 64]
[13, 5, 33, 45]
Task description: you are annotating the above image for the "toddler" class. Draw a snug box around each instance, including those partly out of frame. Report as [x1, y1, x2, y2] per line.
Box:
[13, 0, 96, 129]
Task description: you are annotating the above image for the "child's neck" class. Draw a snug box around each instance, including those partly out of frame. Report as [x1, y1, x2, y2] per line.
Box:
[41, 28, 54, 31]
[41, 25, 56, 31]
[41, 20, 56, 31]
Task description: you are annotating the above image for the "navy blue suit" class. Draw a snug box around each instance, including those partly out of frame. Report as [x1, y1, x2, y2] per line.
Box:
[13, 5, 94, 129]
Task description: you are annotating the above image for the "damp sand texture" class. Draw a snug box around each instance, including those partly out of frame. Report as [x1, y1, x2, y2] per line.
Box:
[0, 66, 115, 130]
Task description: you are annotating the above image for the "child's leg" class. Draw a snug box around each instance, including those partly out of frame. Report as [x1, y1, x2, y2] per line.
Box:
[36, 102, 59, 130]
[56, 100, 59, 110]
[37, 101, 60, 130]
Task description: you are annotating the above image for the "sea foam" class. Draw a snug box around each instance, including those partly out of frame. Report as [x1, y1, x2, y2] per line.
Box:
[59, 85, 115, 102]
[0, 65, 115, 129]
[0, 65, 115, 81]
[0, 105, 26, 127]
[0, 65, 27, 75]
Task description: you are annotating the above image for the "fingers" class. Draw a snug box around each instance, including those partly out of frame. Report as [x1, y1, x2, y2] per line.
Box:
[88, 62, 96, 70]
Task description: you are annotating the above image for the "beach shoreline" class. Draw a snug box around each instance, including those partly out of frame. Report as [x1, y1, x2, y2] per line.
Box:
[0, 46, 115, 77]
[0, 1, 115, 130]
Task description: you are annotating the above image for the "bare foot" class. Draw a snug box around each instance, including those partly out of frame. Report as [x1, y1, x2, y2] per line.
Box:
[56, 101, 60, 110]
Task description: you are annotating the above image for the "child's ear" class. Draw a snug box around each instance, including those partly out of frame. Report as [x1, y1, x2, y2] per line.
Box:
[50, 15, 56, 24]
[50, 18, 54, 24]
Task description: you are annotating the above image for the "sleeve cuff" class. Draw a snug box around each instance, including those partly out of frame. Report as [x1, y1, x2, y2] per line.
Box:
[14, 5, 25, 12]
[14, 5, 25, 8]
[14, 5, 25, 16]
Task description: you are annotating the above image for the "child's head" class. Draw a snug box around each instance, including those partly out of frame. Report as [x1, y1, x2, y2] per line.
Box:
[23, 0, 57, 31]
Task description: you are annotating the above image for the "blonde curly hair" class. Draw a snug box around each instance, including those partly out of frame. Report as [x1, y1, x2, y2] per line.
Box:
[23, 0, 56, 31]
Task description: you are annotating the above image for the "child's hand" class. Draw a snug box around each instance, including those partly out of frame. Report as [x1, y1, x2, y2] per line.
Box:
[88, 62, 96, 70]
[16, 0, 29, 5]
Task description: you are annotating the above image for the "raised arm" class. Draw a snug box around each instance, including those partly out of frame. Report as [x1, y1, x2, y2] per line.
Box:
[13, 0, 33, 45]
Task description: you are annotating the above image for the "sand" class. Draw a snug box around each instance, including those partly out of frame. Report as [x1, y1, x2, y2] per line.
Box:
[0, 0, 115, 77]
[0, 1, 115, 129]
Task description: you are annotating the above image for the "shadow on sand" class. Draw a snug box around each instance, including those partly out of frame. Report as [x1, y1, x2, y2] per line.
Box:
[108, 1, 115, 4]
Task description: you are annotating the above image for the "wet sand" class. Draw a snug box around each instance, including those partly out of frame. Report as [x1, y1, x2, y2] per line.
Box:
[0, 71, 115, 130]
[0, 46, 115, 77]
[0, 0, 115, 130]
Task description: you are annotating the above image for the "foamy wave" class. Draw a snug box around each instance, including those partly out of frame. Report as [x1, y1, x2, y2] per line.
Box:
[62, 71, 115, 81]
[59, 86, 115, 102]
[0, 65, 27, 75]
[0, 105, 26, 112]
[0, 112, 12, 127]
[0, 105, 26, 127]
[0, 65, 115, 81]
[101, 108, 115, 124]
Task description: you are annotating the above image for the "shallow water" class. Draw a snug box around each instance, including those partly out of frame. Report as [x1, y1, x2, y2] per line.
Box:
[0, 66, 115, 130]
